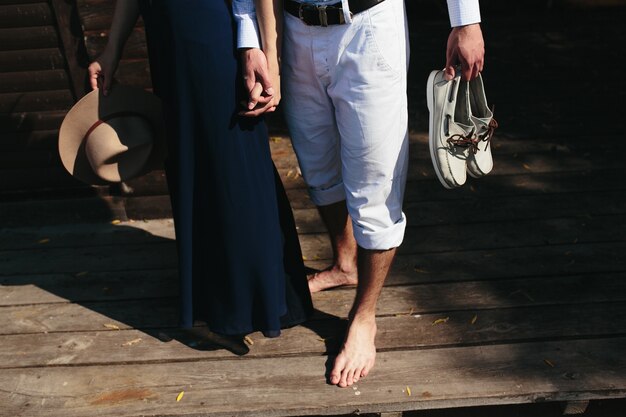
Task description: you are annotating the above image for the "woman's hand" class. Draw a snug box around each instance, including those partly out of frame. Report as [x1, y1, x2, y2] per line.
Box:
[88, 48, 121, 95]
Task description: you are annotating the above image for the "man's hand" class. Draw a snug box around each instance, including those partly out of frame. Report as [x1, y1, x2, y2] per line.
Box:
[240, 48, 280, 117]
[445, 23, 485, 81]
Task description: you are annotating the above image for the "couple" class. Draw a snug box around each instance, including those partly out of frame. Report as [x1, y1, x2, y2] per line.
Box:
[89, 0, 485, 389]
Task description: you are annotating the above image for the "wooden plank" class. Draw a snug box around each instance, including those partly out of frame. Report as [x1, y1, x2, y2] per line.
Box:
[0, 149, 62, 169]
[2, 297, 626, 368]
[0, 129, 58, 148]
[0, 268, 177, 306]
[298, 214, 626, 262]
[307, 241, 626, 286]
[1, 338, 626, 417]
[0, 48, 65, 72]
[0, 195, 127, 227]
[83, 27, 147, 60]
[0, 240, 176, 275]
[0, 231, 623, 282]
[0, 110, 66, 132]
[0, 0, 44, 4]
[0, 298, 178, 335]
[0, 90, 73, 113]
[0, 70, 70, 93]
[0, 26, 59, 50]
[0, 213, 622, 257]
[268, 133, 626, 170]
[277, 153, 625, 191]
[292, 190, 626, 234]
[0, 3, 52, 28]
[0, 165, 79, 192]
[50, 0, 90, 99]
[271, 136, 624, 175]
[77, 0, 146, 32]
[286, 168, 626, 208]
[2, 272, 626, 331]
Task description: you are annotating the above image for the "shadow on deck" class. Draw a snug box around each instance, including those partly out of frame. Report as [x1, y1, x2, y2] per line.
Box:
[1, 3, 625, 417]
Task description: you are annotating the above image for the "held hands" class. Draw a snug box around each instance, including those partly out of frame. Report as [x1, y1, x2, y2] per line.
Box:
[445, 23, 485, 81]
[239, 48, 281, 117]
[87, 48, 121, 95]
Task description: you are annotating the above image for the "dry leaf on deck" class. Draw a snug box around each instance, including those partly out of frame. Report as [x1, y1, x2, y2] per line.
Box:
[121, 338, 142, 347]
[38, 238, 50, 244]
[176, 391, 184, 402]
[406, 386, 412, 396]
[522, 163, 531, 170]
[395, 308, 415, 317]
[111, 219, 121, 225]
[103, 323, 120, 330]
[470, 314, 478, 325]
[544, 359, 555, 368]
[244, 336, 254, 346]
[432, 317, 449, 326]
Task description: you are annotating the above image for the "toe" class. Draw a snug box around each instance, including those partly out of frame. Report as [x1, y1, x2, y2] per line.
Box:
[330, 355, 346, 385]
[354, 366, 364, 381]
[346, 368, 356, 387]
[339, 365, 351, 388]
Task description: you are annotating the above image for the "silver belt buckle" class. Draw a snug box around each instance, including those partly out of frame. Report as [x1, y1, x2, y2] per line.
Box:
[317, 4, 328, 27]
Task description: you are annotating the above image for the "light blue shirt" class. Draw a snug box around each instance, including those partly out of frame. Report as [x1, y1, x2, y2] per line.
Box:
[232, 0, 482, 49]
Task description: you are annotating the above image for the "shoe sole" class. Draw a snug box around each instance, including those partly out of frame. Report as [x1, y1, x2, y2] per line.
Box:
[426, 70, 455, 190]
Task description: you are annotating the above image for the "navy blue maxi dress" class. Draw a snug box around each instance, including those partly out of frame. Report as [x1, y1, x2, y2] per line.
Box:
[139, 0, 313, 337]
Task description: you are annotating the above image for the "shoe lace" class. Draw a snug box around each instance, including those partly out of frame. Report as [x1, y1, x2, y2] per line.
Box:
[479, 106, 499, 144]
[447, 128, 479, 154]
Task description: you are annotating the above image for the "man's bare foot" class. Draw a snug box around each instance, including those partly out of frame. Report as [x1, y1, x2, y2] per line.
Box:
[329, 316, 377, 388]
[308, 265, 358, 293]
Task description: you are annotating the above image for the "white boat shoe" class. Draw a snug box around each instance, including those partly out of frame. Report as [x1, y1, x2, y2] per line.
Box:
[426, 70, 476, 189]
[467, 73, 498, 178]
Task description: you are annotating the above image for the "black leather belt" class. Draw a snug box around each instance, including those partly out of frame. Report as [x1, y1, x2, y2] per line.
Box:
[284, 0, 386, 26]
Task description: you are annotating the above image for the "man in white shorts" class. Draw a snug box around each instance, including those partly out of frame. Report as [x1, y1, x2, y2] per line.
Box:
[234, 0, 485, 388]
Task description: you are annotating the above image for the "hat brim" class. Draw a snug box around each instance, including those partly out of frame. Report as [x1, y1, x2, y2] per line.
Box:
[59, 85, 167, 185]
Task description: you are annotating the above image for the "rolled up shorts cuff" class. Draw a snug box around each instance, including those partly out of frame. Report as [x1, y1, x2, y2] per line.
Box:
[308, 182, 346, 207]
[353, 212, 406, 251]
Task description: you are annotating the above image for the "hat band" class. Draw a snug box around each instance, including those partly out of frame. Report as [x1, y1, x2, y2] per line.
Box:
[82, 111, 155, 142]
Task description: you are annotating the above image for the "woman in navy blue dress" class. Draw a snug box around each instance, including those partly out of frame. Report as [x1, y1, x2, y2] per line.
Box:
[89, 0, 312, 339]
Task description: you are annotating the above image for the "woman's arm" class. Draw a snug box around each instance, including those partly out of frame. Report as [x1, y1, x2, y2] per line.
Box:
[250, 0, 282, 113]
[88, 0, 140, 94]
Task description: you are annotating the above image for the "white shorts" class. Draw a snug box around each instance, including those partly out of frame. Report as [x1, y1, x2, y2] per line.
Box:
[282, 0, 410, 250]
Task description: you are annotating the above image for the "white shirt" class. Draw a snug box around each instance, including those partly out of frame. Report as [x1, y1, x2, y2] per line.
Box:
[232, 0, 482, 49]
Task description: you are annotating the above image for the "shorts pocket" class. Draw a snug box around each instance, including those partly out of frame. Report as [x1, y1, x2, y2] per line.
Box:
[365, 0, 404, 74]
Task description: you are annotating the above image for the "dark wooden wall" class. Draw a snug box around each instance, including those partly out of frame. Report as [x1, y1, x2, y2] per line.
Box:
[0, 0, 92, 199]
[0, 0, 169, 210]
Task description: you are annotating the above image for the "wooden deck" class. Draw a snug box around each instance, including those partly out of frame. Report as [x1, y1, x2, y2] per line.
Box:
[2, 3, 626, 417]
[2, 125, 626, 416]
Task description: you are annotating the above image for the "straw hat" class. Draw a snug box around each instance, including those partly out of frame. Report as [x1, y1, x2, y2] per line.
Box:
[59, 85, 166, 185]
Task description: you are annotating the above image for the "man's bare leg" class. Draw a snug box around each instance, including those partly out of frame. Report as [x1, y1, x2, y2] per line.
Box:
[308, 200, 358, 293]
[329, 246, 396, 387]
